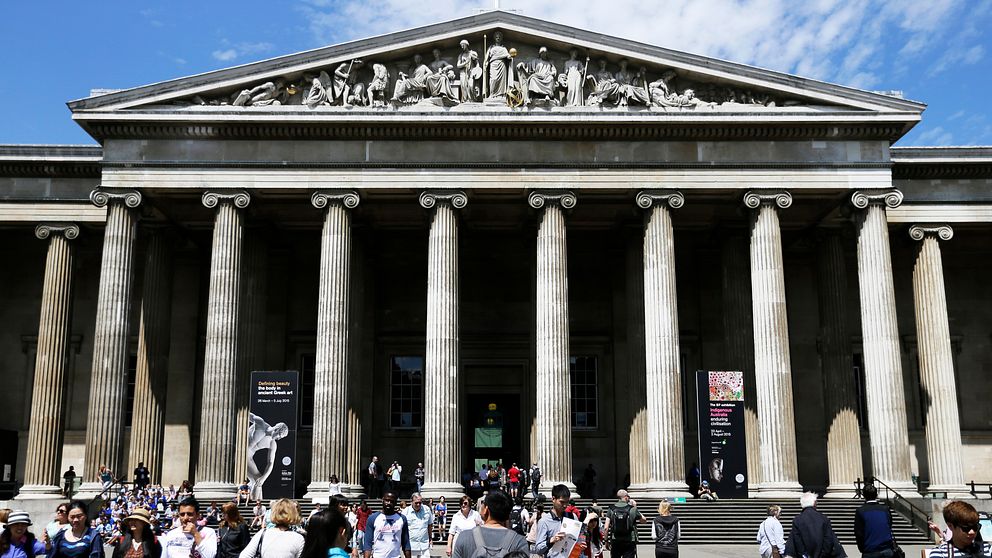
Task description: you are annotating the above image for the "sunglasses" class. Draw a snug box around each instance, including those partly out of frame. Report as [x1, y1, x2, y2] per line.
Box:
[955, 523, 980, 533]
[56, 509, 67, 514]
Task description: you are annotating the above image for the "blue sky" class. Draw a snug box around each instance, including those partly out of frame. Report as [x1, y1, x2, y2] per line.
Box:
[1, 0, 989, 146]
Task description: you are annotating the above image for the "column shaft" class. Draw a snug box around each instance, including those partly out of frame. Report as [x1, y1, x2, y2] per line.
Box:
[642, 201, 688, 493]
[311, 203, 354, 493]
[21, 225, 77, 495]
[747, 193, 801, 492]
[422, 199, 463, 494]
[816, 233, 863, 494]
[854, 195, 913, 489]
[195, 197, 245, 495]
[535, 203, 572, 487]
[910, 226, 966, 493]
[235, 232, 268, 484]
[84, 199, 139, 487]
[127, 232, 173, 483]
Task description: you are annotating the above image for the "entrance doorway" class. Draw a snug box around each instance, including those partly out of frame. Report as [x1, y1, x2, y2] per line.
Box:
[463, 393, 522, 478]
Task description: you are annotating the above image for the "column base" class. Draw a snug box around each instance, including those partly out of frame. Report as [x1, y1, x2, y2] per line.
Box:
[539, 480, 576, 496]
[822, 484, 860, 499]
[74, 482, 111, 499]
[921, 484, 974, 499]
[627, 481, 692, 499]
[754, 481, 805, 498]
[871, 479, 919, 496]
[305, 483, 366, 503]
[421, 482, 467, 500]
[15, 484, 64, 499]
[192, 481, 237, 500]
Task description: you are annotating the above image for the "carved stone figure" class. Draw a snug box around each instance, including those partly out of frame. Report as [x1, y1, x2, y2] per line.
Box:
[331, 60, 364, 106]
[586, 59, 622, 106]
[648, 70, 677, 106]
[562, 49, 586, 107]
[625, 67, 651, 106]
[485, 31, 512, 100]
[367, 63, 390, 107]
[306, 71, 333, 108]
[232, 80, 288, 107]
[457, 39, 480, 102]
[656, 88, 713, 109]
[517, 46, 557, 105]
[391, 54, 458, 105]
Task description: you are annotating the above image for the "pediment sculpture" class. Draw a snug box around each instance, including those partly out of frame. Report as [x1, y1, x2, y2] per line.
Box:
[186, 32, 805, 111]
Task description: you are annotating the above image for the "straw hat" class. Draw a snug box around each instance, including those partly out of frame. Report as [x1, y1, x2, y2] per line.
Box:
[124, 508, 153, 526]
[6, 510, 32, 526]
[583, 512, 599, 525]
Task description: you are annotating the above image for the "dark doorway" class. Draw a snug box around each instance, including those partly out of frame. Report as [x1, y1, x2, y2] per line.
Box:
[464, 394, 522, 478]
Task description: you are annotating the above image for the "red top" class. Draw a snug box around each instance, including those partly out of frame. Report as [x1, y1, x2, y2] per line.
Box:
[356, 506, 371, 530]
[508, 466, 520, 482]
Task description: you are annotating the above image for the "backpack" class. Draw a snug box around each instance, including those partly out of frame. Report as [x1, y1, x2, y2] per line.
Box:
[470, 527, 518, 558]
[509, 506, 526, 535]
[609, 505, 634, 541]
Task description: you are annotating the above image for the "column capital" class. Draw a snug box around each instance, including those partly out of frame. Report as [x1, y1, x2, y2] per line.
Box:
[35, 223, 80, 240]
[743, 190, 792, 210]
[851, 189, 903, 209]
[312, 190, 360, 210]
[419, 190, 467, 210]
[909, 224, 953, 241]
[636, 190, 685, 210]
[202, 191, 251, 209]
[90, 188, 142, 209]
[528, 190, 576, 210]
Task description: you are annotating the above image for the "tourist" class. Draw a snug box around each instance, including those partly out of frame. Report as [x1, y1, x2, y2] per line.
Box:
[110, 508, 161, 558]
[413, 464, 424, 494]
[1, 510, 46, 558]
[300, 508, 350, 558]
[133, 463, 151, 491]
[507, 463, 521, 499]
[697, 480, 718, 501]
[756, 505, 785, 558]
[433, 497, 447, 539]
[532, 484, 581, 556]
[250, 502, 265, 530]
[48, 501, 104, 558]
[854, 485, 897, 557]
[584, 513, 605, 558]
[329, 475, 343, 497]
[651, 501, 679, 558]
[445, 496, 481, 557]
[927, 500, 991, 557]
[100, 466, 115, 491]
[353, 501, 371, 557]
[45, 504, 70, 541]
[452, 491, 527, 558]
[217, 503, 249, 558]
[784, 493, 845, 558]
[386, 462, 402, 495]
[160, 498, 216, 558]
[508, 496, 529, 538]
[528, 464, 542, 499]
[239, 499, 304, 558]
[525, 500, 544, 546]
[367, 457, 382, 499]
[361, 491, 410, 558]
[63, 467, 77, 498]
[401, 494, 433, 558]
[236, 480, 250, 506]
[307, 504, 322, 527]
[603, 489, 646, 558]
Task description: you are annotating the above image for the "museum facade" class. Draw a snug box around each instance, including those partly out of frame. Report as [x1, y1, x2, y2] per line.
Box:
[2, 11, 990, 501]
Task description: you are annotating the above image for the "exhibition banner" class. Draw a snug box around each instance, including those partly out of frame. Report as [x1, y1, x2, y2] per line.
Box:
[248, 370, 299, 499]
[695, 370, 748, 499]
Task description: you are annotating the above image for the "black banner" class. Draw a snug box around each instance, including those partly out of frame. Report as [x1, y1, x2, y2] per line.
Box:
[248, 371, 299, 499]
[695, 370, 748, 499]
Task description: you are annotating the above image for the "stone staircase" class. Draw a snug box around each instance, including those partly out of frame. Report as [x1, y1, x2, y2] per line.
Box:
[238, 496, 932, 545]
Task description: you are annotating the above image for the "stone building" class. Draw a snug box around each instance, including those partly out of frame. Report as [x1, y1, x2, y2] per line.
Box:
[2, 11, 990, 502]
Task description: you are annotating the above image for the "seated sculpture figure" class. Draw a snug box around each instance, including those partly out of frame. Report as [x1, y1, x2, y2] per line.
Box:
[516, 46, 558, 105]
[391, 54, 458, 105]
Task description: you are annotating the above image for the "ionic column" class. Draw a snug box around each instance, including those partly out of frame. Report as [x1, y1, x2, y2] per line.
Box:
[851, 190, 914, 491]
[307, 191, 362, 500]
[909, 224, 968, 495]
[743, 191, 802, 494]
[816, 231, 863, 496]
[631, 191, 689, 496]
[194, 191, 249, 498]
[529, 190, 576, 490]
[18, 224, 79, 498]
[127, 230, 174, 484]
[235, 230, 269, 486]
[420, 190, 468, 497]
[81, 189, 142, 493]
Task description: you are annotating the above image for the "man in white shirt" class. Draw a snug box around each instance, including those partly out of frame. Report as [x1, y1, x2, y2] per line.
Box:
[363, 491, 411, 558]
[160, 498, 217, 558]
[402, 493, 433, 558]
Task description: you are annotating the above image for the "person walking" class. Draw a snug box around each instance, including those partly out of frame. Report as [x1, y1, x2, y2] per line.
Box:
[784, 493, 846, 558]
[531, 484, 580, 557]
[354, 501, 372, 557]
[529, 464, 542, 499]
[239, 499, 304, 558]
[133, 463, 151, 491]
[1, 510, 46, 558]
[451, 491, 528, 558]
[160, 499, 216, 558]
[584, 513, 605, 558]
[367, 458, 383, 499]
[604, 489, 647, 558]
[48, 502, 104, 558]
[413, 465, 424, 495]
[300, 508, 350, 558]
[386, 462, 402, 496]
[45, 504, 70, 542]
[401, 494, 432, 558]
[62, 467, 77, 498]
[217, 503, 249, 558]
[362, 492, 410, 558]
[110, 508, 162, 558]
[433, 497, 447, 540]
[756, 505, 785, 558]
[927, 500, 991, 557]
[445, 496, 481, 557]
[854, 485, 898, 558]
[651, 501, 679, 558]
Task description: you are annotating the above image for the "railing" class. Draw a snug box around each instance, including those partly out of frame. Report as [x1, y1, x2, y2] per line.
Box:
[969, 481, 992, 499]
[870, 477, 932, 535]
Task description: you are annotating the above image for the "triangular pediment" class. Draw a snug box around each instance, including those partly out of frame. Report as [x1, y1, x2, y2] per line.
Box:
[69, 11, 923, 130]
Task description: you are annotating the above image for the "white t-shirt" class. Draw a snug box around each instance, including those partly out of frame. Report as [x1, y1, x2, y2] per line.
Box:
[161, 525, 217, 558]
[238, 528, 305, 558]
[448, 510, 483, 541]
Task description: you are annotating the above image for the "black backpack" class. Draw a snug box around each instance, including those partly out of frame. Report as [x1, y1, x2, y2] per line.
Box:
[509, 506, 526, 535]
[609, 505, 634, 541]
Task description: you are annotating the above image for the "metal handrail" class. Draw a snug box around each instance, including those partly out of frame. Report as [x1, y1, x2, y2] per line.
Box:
[870, 477, 931, 535]
[969, 481, 992, 499]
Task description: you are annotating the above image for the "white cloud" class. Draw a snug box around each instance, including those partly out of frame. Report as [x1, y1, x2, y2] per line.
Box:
[213, 49, 238, 62]
[211, 41, 276, 63]
[914, 126, 954, 146]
